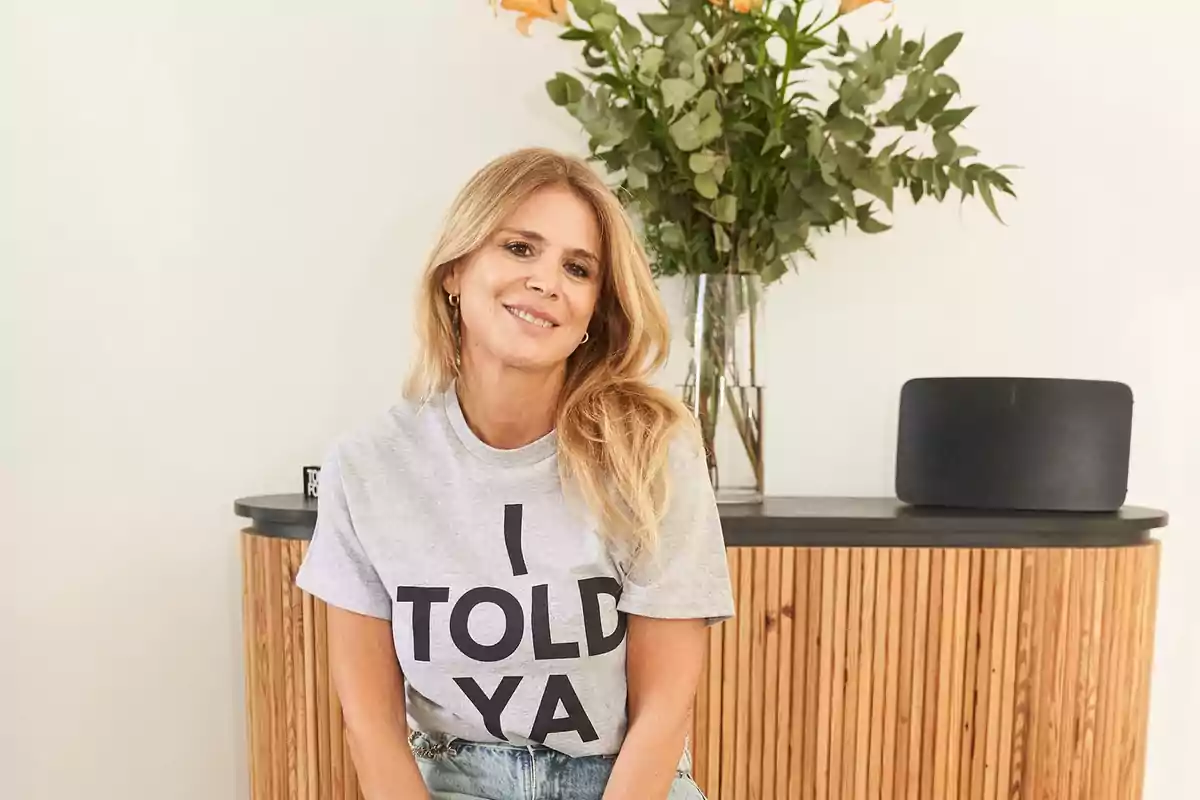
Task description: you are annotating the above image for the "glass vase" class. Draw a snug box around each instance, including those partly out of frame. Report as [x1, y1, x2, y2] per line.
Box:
[680, 272, 765, 502]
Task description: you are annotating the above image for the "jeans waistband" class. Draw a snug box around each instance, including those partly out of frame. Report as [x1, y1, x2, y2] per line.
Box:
[408, 729, 695, 774]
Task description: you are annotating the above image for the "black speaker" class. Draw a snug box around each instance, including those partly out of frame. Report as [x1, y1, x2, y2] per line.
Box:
[896, 377, 1133, 512]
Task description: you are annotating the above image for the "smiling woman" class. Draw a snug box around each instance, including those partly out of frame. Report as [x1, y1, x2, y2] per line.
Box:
[293, 147, 735, 800]
[442, 187, 602, 371]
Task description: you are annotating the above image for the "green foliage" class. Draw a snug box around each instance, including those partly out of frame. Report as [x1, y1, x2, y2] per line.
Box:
[542, 0, 1016, 284]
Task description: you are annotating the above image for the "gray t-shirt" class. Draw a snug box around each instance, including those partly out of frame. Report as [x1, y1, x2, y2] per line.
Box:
[295, 387, 735, 758]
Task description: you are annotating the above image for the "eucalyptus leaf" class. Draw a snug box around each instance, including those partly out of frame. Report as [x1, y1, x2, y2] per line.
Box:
[619, 18, 642, 51]
[979, 178, 1004, 223]
[703, 24, 730, 53]
[876, 138, 900, 165]
[732, 120, 765, 137]
[807, 124, 825, 158]
[761, 128, 784, 155]
[853, 168, 893, 211]
[696, 89, 719, 118]
[591, 13, 618, 33]
[917, 94, 953, 123]
[570, 96, 597, 128]
[559, 29, 594, 42]
[934, 130, 956, 159]
[757, 257, 785, 283]
[712, 222, 732, 253]
[545, 72, 585, 107]
[857, 209, 891, 234]
[934, 164, 951, 199]
[626, 166, 649, 190]
[923, 32, 963, 71]
[669, 111, 703, 151]
[639, 12, 686, 38]
[713, 195, 737, 224]
[910, 180, 924, 203]
[935, 74, 962, 95]
[697, 111, 722, 144]
[933, 106, 976, 130]
[838, 184, 857, 218]
[916, 158, 935, 184]
[780, 6, 797, 35]
[694, 172, 719, 199]
[836, 144, 864, 177]
[659, 221, 686, 249]
[777, 186, 804, 220]
[722, 62, 745, 84]
[903, 36, 924, 59]
[689, 151, 718, 173]
[772, 217, 802, 244]
[881, 29, 903, 69]
[572, 0, 603, 20]
[689, 54, 708, 89]
[745, 76, 776, 106]
[819, 149, 839, 186]
[588, 72, 627, 91]
[893, 92, 927, 123]
[661, 77, 699, 112]
[638, 48, 665, 80]
[710, 155, 728, 183]
[787, 161, 807, 190]
[828, 115, 869, 142]
[665, 27, 699, 60]
[631, 149, 664, 173]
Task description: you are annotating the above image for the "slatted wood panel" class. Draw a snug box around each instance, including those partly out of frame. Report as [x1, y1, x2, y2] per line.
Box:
[691, 543, 1161, 800]
[243, 531, 365, 800]
[243, 532, 1161, 800]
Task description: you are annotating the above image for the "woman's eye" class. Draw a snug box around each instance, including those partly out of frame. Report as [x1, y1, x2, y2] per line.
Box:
[566, 262, 590, 279]
[505, 242, 532, 257]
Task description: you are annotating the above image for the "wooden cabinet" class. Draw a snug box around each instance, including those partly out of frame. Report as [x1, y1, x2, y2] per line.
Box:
[237, 496, 1165, 800]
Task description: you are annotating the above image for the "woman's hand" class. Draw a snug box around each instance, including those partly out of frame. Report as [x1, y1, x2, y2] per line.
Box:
[327, 606, 430, 800]
[602, 615, 709, 800]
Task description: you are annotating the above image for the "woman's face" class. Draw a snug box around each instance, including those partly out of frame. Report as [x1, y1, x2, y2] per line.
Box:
[445, 184, 602, 375]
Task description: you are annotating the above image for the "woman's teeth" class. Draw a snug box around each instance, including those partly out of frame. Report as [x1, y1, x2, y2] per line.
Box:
[506, 306, 554, 328]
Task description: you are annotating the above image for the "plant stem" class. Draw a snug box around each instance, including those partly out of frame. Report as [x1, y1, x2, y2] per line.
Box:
[806, 12, 842, 38]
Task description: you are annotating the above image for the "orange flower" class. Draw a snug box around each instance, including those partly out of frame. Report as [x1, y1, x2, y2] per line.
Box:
[495, 0, 569, 36]
[840, 0, 892, 14]
[708, 0, 765, 11]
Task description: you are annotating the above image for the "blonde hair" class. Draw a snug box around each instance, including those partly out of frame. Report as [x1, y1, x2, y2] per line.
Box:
[404, 147, 695, 552]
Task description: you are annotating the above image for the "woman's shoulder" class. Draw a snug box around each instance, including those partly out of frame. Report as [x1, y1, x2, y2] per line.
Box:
[325, 394, 448, 471]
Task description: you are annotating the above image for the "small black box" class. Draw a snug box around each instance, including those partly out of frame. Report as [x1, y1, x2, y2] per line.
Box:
[303, 466, 321, 500]
[896, 377, 1132, 512]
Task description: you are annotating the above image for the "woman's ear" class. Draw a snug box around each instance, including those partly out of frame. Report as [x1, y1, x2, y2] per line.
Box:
[440, 261, 461, 297]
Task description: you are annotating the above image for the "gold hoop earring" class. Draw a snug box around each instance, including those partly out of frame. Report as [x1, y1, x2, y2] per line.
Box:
[447, 293, 459, 307]
[580, 331, 589, 344]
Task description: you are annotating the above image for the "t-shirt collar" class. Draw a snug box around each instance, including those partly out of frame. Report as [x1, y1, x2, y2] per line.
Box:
[443, 382, 558, 467]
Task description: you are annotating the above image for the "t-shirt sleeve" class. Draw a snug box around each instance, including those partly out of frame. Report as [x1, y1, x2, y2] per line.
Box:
[616, 431, 735, 625]
[295, 444, 393, 620]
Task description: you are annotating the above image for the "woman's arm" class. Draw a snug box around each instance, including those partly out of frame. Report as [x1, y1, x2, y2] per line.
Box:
[327, 606, 430, 800]
[602, 615, 709, 800]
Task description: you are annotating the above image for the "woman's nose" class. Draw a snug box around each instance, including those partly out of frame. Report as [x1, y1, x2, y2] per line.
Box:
[524, 255, 561, 297]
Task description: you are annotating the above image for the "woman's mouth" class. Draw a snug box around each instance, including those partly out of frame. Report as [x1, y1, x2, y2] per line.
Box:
[504, 304, 558, 329]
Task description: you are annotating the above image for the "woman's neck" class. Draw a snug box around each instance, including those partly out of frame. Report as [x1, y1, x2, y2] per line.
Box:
[455, 361, 564, 451]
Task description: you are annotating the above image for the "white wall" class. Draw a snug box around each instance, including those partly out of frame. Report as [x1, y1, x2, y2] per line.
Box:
[4, 1, 1197, 798]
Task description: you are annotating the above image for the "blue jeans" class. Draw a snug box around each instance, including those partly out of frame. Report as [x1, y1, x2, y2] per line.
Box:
[409, 730, 707, 800]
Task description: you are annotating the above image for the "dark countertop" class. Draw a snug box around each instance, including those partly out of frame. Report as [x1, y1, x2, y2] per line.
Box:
[234, 494, 1167, 548]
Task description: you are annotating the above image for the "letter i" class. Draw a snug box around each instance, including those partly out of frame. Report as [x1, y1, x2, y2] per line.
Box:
[504, 504, 527, 577]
